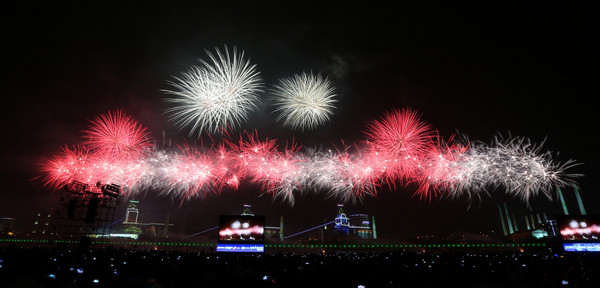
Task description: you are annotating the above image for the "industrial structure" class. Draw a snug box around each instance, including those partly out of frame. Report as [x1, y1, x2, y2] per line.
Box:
[498, 185, 588, 240]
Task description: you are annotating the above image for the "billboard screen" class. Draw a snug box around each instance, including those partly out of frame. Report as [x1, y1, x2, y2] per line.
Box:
[558, 216, 600, 241]
[558, 215, 600, 253]
[217, 215, 265, 253]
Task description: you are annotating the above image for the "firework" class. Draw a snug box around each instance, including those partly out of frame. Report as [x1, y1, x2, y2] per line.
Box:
[271, 72, 337, 130]
[415, 135, 471, 200]
[158, 144, 222, 200]
[42, 109, 581, 205]
[42, 145, 92, 190]
[227, 132, 306, 203]
[84, 110, 152, 159]
[42, 145, 154, 194]
[308, 147, 383, 202]
[365, 108, 434, 156]
[466, 136, 581, 202]
[364, 108, 436, 186]
[163, 46, 263, 135]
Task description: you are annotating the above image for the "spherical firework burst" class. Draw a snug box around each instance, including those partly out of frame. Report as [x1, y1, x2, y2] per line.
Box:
[364, 108, 434, 157]
[363, 108, 436, 185]
[271, 72, 337, 130]
[163, 46, 263, 135]
[84, 110, 152, 159]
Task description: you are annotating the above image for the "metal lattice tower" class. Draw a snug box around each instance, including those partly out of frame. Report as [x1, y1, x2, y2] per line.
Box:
[51, 181, 121, 240]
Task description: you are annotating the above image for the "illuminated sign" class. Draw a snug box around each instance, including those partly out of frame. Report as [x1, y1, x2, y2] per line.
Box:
[216, 243, 265, 252]
[563, 242, 600, 252]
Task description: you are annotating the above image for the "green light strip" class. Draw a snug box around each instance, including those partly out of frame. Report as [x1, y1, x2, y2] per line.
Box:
[0, 238, 546, 248]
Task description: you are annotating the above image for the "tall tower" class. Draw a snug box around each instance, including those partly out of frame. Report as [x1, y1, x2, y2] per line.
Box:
[124, 200, 139, 224]
[241, 204, 254, 216]
[52, 181, 121, 238]
[334, 204, 350, 235]
[557, 186, 587, 216]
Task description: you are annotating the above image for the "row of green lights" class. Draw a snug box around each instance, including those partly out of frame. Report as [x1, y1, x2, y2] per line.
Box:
[0, 239, 79, 244]
[0, 239, 545, 248]
[90, 241, 217, 247]
[264, 243, 546, 248]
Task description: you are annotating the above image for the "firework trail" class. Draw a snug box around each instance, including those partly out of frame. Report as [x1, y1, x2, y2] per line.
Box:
[163, 46, 263, 135]
[271, 72, 337, 130]
[42, 109, 581, 204]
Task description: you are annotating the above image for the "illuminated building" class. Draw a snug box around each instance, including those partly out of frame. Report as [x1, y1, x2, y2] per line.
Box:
[334, 204, 350, 235]
[117, 199, 173, 240]
[283, 204, 377, 242]
[349, 214, 375, 240]
[124, 200, 139, 224]
[333, 205, 376, 240]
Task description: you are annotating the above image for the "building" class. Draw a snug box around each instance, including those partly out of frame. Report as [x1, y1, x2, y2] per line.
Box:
[333, 205, 376, 240]
[112, 199, 173, 240]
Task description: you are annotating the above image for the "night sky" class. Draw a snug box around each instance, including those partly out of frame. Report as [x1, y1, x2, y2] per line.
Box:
[2, 2, 598, 240]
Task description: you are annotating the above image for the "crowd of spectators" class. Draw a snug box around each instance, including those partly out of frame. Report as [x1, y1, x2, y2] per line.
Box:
[1, 245, 599, 288]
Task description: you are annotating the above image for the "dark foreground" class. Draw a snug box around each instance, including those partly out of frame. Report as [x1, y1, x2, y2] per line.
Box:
[1, 246, 599, 288]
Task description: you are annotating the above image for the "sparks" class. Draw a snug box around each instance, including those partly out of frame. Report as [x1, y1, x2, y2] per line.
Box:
[163, 46, 263, 135]
[42, 109, 581, 204]
[271, 72, 337, 130]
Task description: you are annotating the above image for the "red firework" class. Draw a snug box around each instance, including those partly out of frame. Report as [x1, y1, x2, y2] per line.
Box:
[363, 108, 435, 184]
[42, 145, 92, 190]
[364, 108, 435, 156]
[162, 142, 223, 199]
[414, 134, 469, 200]
[226, 131, 303, 196]
[84, 110, 152, 159]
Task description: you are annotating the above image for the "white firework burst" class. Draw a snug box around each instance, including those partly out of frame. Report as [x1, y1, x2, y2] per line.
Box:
[163, 46, 263, 135]
[271, 72, 337, 130]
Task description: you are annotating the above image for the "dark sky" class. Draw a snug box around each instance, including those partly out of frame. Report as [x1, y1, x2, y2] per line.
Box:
[1, 2, 598, 240]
